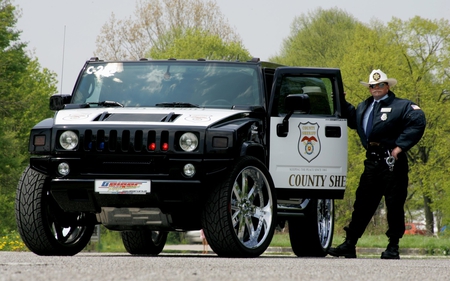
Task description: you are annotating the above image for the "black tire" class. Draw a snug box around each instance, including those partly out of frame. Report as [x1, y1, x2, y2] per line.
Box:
[15, 166, 95, 256]
[288, 199, 334, 257]
[202, 156, 277, 257]
[121, 230, 168, 255]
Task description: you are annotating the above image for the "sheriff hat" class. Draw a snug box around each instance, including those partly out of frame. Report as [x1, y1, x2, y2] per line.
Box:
[360, 69, 397, 88]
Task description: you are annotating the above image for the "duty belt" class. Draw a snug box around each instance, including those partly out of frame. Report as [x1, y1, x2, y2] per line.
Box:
[366, 143, 395, 171]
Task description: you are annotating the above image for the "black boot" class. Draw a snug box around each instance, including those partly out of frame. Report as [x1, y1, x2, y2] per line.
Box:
[381, 237, 400, 259]
[328, 227, 357, 258]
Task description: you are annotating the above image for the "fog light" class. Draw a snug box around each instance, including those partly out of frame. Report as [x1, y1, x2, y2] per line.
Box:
[183, 163, 196, 177]
[58, 162, 70, 176]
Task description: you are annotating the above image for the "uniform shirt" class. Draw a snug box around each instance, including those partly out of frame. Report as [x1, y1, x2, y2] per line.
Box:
[345, 91, 426, 151]
[363, 94, 388, 135]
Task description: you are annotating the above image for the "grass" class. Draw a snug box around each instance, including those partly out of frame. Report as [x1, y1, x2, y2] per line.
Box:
[0, 231, 28, 252]
[270, 231, 450, 254]
[2, 229, 449, 255]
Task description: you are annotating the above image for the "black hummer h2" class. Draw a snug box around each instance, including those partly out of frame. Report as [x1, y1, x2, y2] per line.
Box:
[16, 57, 347, 257]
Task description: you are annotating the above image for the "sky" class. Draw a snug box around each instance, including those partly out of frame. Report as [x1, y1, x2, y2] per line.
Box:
[15, 0, 450, 94]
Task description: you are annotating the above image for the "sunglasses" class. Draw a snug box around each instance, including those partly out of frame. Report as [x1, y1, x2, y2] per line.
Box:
[369, 82, 388, 89]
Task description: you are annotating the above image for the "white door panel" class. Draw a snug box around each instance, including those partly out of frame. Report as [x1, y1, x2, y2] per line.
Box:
[269, 116, 347, 192]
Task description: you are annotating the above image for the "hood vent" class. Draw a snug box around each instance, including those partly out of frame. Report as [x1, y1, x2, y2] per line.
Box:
[93, 112, 180, 122]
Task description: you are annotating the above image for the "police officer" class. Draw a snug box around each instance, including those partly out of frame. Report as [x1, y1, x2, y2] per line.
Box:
[328, 69, 426, 259]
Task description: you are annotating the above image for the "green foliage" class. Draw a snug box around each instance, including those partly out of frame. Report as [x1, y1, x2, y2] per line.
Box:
[148, 27, 251, 61]
[91, 227, 125, 252]
[2, 1, 450, 247]
[273, 7, 361, 68]
[0, 1, 57, 234]
[0, 193, 15, 235]
[167, 231, 184, 244]
[0, 230, 27, 251]
[271, 232, 450, 255]
[384, 17, 450, 231]
[96, 0, 242, 60]
[275, 8, 450, 234]
[84, 228, 190, 253]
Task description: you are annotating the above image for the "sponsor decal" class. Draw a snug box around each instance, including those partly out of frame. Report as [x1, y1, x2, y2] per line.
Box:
[298, 122, 321, 163]
[62, 114, 90, 120]
[95, 180, 150, 195]
[185, 115, 212, 122]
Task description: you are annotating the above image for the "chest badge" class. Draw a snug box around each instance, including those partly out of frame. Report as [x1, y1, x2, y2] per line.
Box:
[298, 122, 321, 163]
[381, 113, 388, 121]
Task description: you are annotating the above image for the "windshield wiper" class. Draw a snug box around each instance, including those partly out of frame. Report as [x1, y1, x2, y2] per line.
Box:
[87, 100, 124, 107]
[155, 102, 199, 108]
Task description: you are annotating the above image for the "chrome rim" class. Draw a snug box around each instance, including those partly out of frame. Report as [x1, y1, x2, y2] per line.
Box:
[47, 191, 87, 245]
[50, 215, 87, 245]
[317, 199, 333, 248]
[151, 231, 164, 245]
[230, 166, 273, 249]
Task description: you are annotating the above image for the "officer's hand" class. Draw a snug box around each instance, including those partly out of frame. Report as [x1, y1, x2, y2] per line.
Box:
[392, 147, 402, 160]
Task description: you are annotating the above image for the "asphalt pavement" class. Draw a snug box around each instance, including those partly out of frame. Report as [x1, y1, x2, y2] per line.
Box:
[162, 244, 448, 258]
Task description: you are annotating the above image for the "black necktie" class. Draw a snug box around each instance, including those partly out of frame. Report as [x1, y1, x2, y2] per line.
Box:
[366, 103, 375, 137]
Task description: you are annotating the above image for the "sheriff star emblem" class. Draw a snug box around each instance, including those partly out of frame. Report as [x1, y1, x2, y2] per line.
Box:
[373, 72, 381, 81]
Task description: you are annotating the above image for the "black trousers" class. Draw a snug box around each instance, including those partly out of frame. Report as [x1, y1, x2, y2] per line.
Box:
[347, 152, 409, 240]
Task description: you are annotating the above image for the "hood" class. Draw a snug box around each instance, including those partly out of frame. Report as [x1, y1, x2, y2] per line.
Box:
[54, 107, 250, 128]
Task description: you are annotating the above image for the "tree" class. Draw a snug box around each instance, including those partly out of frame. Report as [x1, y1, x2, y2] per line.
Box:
[272, 8, 376, 231]
[0, 1, 57, 234]
[274, 8, 450, 235]
[148, 27, 251, 60]
[273, 7, 361, 68]
[95, 0, 241, 60]
[0, 1, 29, 195]
[384, 16, 450, 233]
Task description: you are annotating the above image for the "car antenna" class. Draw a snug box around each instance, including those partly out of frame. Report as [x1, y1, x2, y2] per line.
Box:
[60, 25, 66, 94]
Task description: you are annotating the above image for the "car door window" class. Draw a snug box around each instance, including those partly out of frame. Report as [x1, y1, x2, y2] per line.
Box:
[277, 76, 334, 116]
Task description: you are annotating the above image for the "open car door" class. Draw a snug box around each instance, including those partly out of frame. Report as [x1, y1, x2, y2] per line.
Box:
[268, 67, 347, 200]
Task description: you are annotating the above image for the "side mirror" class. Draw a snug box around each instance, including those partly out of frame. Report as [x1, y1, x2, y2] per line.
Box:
[277, 94, 310, 137]
[50, 94, 72, 111]
[285, 94, 311, 113]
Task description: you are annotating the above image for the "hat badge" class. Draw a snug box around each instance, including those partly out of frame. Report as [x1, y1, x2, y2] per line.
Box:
[373, 72, 381, 81]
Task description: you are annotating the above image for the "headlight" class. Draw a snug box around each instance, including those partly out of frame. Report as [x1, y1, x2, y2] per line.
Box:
[59, 131, 79, 150]
[179, 132, 198, 152]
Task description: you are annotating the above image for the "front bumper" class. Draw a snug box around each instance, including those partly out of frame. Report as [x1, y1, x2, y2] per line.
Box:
[50, 178, 204, 213]
[31, 155, 233, 214]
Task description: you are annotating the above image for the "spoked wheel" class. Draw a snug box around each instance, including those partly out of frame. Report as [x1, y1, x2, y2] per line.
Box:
[15, 166, 95, 256]
[121, 230, 168, 255]
[202, 156, 277, 257]
[288, 198, 334, 257]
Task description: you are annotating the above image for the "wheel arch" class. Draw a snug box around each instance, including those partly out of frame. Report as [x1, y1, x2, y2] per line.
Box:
[240, 142, 266, 164]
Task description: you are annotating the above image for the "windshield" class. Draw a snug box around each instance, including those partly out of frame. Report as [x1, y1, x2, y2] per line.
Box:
[72, 61, 262, 108]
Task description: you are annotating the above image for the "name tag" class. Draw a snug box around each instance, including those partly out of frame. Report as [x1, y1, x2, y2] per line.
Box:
[381, 107, 392, 112]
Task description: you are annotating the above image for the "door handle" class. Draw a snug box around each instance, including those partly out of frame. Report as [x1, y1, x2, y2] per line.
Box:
[325, 126, 341, 138]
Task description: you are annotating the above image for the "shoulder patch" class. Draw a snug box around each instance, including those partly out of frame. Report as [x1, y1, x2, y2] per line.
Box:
[411, 104, 421, 110]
